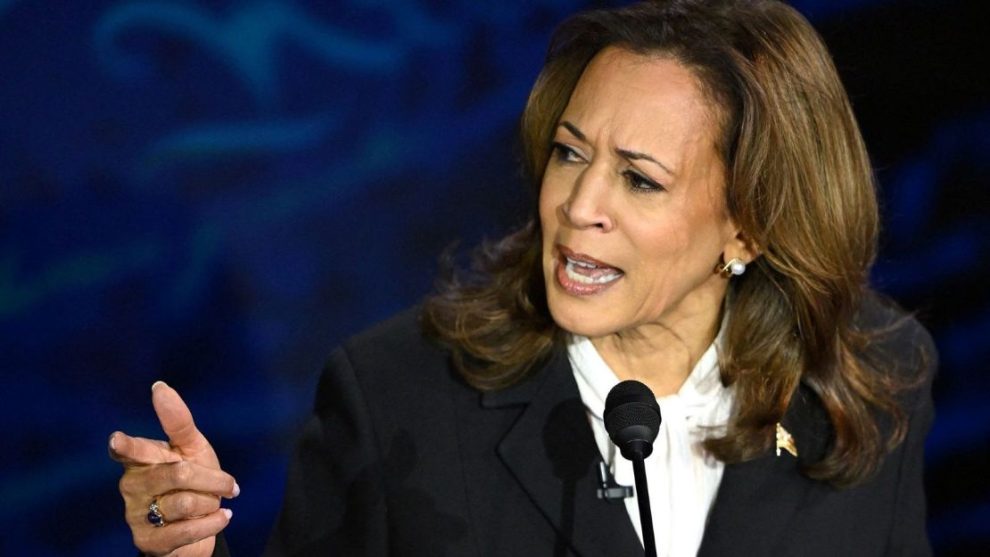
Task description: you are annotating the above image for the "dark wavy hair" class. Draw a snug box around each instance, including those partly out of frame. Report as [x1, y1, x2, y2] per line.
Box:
[423, 0, 921, 486]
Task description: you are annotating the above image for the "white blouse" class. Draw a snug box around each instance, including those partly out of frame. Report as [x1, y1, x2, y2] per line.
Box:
[567, 331, 734, 557]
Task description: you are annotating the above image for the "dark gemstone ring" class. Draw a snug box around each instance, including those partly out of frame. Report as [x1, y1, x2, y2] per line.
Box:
[147, 500, 165, 527]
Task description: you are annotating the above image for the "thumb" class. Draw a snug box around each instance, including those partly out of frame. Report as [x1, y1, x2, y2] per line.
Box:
[151, 381, 219, 467]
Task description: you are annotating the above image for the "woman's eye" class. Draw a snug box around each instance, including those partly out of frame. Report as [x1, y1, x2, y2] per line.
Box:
[623, 169, 665, 193]
[551, 142, 583, 163]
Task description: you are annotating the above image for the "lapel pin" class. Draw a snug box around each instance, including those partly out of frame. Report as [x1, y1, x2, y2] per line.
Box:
[776, 422, 798, 458]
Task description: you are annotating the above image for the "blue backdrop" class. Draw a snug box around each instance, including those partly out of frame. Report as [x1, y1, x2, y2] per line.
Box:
[1, 1, 987, 555]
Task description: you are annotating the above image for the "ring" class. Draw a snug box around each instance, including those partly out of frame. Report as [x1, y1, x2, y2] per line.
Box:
[147, 499, 165, 527]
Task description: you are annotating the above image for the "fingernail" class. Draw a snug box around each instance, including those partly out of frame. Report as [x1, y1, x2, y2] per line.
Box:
[152, 380, 168, 391]
[232, 482, 241, 497]
[222, 508, 233, 520]
[108, 433, 117, 451]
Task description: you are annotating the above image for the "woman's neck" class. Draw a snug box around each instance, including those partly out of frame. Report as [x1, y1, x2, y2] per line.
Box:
[589, 304, 723, 397]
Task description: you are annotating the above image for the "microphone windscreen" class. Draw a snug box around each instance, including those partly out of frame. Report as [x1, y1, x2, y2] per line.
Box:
[604, 380, 661, 447]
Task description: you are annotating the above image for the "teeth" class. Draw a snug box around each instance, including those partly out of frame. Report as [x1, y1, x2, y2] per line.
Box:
[565, 261, 623, 285]
[566, 256, 598, 269]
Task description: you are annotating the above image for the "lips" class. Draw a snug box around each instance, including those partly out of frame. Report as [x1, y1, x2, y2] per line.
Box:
[554, 245, 624, 295]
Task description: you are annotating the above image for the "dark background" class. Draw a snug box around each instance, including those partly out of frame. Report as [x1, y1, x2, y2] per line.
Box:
[1, 0, 987, 555]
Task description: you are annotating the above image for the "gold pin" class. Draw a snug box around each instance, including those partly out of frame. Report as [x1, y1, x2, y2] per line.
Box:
[776, 423, 798, 458]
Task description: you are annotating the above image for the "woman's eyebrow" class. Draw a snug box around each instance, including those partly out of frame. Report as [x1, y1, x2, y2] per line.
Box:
[558, 120, 587, 142]
[617, 148, 676, 178]
[558, 120, 677, 178]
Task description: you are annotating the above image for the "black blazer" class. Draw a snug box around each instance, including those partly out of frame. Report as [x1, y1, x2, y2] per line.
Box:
[220, 298, 935, 557]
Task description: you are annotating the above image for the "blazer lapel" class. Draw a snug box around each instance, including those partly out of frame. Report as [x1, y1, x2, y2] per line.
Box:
[698, 383, 832, 556]
[483, 350, 643, 557]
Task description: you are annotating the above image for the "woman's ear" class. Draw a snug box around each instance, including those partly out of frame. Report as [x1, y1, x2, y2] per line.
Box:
[721, 220, 761, 265]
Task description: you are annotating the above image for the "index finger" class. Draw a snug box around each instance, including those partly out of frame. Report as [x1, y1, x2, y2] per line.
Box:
[151, 381, 212, 458]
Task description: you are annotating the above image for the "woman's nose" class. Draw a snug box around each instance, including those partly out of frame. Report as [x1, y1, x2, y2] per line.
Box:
[562, 168, 615, 231]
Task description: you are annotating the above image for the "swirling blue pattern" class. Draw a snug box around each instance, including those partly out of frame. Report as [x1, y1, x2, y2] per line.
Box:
[93, 2, 405, 104]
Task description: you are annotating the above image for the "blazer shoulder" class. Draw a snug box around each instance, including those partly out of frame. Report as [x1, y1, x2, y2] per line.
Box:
[330, 305, 463, 395]
[343, 306, 437, 356]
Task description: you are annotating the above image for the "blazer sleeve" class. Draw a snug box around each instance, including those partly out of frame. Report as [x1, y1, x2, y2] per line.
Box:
[884, 324, 937, 556]
[261, 346, 389, 556]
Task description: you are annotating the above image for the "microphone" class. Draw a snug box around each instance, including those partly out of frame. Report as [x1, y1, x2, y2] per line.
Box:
[596, 460, 633, 502]
[605, 380, 661, 557]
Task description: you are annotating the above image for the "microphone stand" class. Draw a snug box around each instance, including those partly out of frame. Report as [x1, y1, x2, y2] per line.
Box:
[632, 456, 657, 557]
[604, 380, 662, 557]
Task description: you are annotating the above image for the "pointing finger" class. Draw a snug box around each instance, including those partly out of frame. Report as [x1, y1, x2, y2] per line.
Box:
[150, 381, 214, 461]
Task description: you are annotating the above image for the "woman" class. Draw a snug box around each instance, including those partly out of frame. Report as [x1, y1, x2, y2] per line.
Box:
[110, 1, 935, 555]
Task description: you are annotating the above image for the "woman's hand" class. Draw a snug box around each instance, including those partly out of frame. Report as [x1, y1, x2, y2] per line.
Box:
[109, 381, 240, 557]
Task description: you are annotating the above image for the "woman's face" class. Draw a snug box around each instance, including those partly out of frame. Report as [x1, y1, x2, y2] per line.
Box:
[540, 47, 744, 340]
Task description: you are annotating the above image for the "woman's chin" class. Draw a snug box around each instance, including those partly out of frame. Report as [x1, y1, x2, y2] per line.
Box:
[546, 295, 617, 338]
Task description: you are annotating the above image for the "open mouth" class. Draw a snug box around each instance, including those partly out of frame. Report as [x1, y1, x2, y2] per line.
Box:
[555, 245, 624, 294]
[563, 255, 624, 284]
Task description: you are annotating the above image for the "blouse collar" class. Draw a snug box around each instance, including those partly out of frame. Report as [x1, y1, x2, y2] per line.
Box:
[568, 318, 728, 422]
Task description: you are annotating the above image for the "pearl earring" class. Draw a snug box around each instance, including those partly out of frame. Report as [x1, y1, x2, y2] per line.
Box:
[718, 258, 746, 278]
